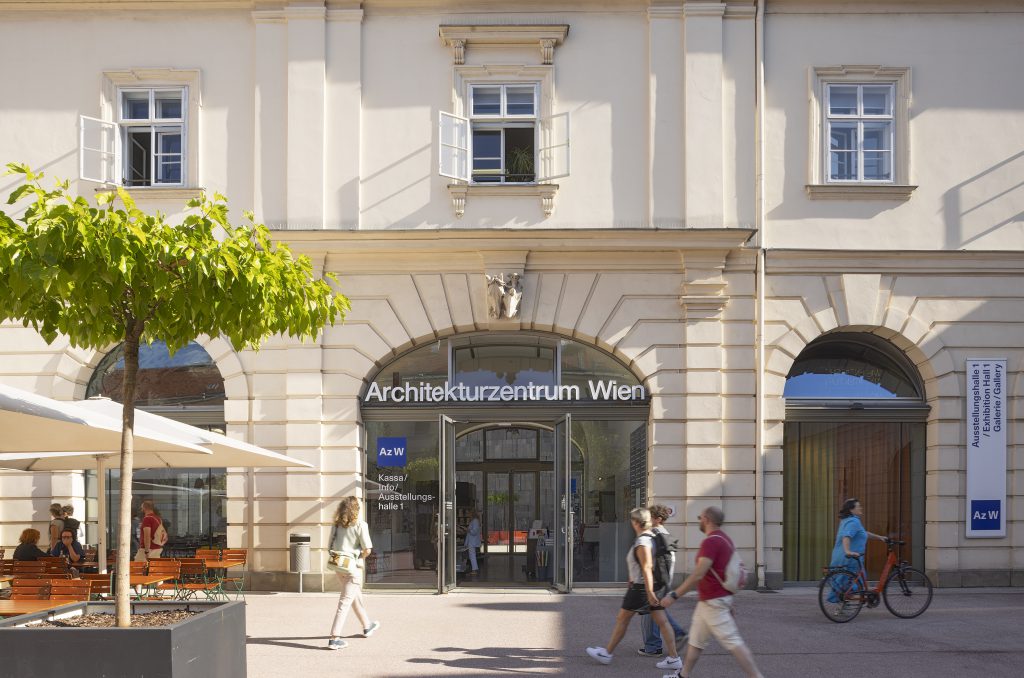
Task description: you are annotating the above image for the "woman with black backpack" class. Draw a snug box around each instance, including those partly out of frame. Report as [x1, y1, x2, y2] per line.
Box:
[585, 507, 682, 672]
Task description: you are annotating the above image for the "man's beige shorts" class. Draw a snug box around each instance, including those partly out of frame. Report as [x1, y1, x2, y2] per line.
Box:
[687, 596, 746, 651]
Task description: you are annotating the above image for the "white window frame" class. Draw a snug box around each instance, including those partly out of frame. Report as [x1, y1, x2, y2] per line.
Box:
[440, 64, 567, 218]
[118, 87, 188, 188]
[807, 66, 913, 200]
[824, 83, 895, 184]
[467, 83, 540, 184]
[79, 69, 201, 192]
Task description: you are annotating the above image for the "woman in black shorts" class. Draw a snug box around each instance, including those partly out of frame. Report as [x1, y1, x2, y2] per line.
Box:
[586, 508, 682, 671]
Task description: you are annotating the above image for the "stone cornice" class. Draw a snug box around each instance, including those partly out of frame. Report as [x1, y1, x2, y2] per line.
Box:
[766, 249, 1024, 275]
[277, 227, 755, 257]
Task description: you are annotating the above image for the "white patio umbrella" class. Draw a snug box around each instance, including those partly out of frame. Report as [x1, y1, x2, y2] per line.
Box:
[0, 383, 212, 457]
[0, 392, 311, 572]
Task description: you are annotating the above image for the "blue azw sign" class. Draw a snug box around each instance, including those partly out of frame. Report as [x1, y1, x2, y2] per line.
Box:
[376, 437, 407, 468]
[970, 500, 1001, 531]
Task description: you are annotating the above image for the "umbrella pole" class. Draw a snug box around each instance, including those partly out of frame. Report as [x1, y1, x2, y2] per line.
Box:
[97, 455, 107, 575]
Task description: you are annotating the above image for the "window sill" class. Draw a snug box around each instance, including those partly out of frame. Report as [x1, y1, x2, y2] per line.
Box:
[805, 184, 916, 201]
[447, 183, 559, 219]
[93, 186, 205, 201]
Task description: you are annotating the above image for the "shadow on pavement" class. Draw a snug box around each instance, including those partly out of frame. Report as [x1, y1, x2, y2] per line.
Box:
[407, 645, 561, 674]
[246, 635, 327, 650]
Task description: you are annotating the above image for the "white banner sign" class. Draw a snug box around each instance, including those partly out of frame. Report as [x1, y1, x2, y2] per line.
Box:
[965, 359, 1006, 538]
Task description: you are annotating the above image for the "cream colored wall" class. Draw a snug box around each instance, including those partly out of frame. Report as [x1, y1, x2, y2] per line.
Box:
[0, 10, 254, 222]
[763, 254, 1024, 585]
[0, 1, 755, 232]
[765, 7, 1024, 250]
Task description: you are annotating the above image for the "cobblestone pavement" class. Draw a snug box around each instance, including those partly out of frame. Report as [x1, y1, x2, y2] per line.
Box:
[245, 587, 1024, 677]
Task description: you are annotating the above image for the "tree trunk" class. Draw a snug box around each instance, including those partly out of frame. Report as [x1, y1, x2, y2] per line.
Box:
[114, 333, 140, 628]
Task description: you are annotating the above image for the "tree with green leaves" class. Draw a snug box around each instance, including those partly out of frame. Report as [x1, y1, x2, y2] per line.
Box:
[0, 164, 349, 627]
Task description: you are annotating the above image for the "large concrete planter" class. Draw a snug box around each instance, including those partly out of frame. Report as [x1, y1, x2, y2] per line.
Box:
[0, 601, 245, 678]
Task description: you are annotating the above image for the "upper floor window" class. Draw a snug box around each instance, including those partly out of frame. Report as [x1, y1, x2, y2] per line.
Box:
[468, 84, 538, 183]
[79, 69, 200, 190]
[806, 66, 913, 200]
[118, 87, 187, 186]
[826, 83, 893, 183]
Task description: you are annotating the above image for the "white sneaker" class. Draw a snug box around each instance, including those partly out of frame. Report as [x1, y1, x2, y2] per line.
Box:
[586, 646, 613, 665]
[363, 621, 381, 637]
[326, 638, 348, 650]
[655, 656, 682, 670]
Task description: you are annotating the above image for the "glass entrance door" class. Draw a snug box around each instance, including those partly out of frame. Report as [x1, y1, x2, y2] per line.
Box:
[553, 414, 572, 592]
[438, 415, 456, 593]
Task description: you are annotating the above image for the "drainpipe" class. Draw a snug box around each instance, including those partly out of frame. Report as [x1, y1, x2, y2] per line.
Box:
[753, 0, 768, 590]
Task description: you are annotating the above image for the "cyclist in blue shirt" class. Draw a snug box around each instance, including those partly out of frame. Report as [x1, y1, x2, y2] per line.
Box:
[831, 498, 887, 570]
[828, 498, 887, 601]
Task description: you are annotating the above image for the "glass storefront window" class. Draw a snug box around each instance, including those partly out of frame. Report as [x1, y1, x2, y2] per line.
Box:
[453, 344, 556, 388]
[87, 340, 225, 406]
[571, 419, 646, 583]
[370, 339, 449, 392]
[85, 340, 226, 555]
[560, 339, 642, 399]
[104, 467, 228, 554]
[784, 334, 921, 399]
[363, 420, 440, 586]
[783, 421, 925, 581]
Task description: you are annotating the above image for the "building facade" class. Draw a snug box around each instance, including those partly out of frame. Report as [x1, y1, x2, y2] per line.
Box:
[0, 0, 1021, 590]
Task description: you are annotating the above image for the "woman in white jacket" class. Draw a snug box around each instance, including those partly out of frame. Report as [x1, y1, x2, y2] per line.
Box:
[326, 497, 381, 650]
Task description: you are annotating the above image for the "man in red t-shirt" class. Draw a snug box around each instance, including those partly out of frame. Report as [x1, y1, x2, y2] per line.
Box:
[134, 500, 166, 562]
[659, 506, 763, 678]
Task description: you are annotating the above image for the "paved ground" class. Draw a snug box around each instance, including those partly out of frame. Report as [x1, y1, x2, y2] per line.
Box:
[245, 587, 1024, 677]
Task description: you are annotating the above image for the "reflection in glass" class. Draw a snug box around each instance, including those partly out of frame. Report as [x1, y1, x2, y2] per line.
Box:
[560, 339, 642, 398]
[105, 466, 227, 554]
[783, 421, 924, 580]
[87, 340, 225, 407]
[369, 339, 448, 393]
[453, 344, 555, 388]
[784, 336, 921, 399]
[363, 420, 440, 585]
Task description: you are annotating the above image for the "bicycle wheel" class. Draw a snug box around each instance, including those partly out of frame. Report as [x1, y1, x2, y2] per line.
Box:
[818, 569, 864, 623]
[883, 566, 933, 619]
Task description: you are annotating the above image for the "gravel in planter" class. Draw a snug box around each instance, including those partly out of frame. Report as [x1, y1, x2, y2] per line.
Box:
[31, 610, 200, 628]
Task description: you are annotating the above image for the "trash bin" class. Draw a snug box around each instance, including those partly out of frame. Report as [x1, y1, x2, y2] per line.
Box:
[289, 533, 310, 593]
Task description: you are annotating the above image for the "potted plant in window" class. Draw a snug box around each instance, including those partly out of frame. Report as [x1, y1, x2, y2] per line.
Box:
[506, 146, 535, 183]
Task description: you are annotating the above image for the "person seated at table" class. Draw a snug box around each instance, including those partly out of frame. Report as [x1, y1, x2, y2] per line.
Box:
[50, 529, 85, 571]
[13, 528, 49, 561]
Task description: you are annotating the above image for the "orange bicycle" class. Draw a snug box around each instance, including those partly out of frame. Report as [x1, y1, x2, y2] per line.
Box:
[818, 538, 933, 623]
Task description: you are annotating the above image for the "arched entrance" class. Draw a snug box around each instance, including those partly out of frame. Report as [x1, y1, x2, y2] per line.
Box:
[782, 333, 928, 581]
[360, 332, 649, 592]
[85, 340, 226, 555]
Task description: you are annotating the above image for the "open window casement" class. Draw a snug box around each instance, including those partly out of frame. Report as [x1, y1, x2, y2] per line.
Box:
[439, 111, 470, 182]
[537, 112, 569, 182]
[79, 115, 119, 185]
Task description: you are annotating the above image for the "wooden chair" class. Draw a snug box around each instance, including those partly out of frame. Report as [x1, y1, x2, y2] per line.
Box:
[175, 558, 222, 601]
[148, 559, 182, 600]
[220, 549, 247, 599]
[10, 579, 49, 599]
[81, 573, 112, 600]
[0, 559, 13, 576]
[39, 557, 70, 576]
[194, 549, 221, 561]
[48, 579, 91, 602]
[12, 561, 47, 577]
[113, 561, 148, 576]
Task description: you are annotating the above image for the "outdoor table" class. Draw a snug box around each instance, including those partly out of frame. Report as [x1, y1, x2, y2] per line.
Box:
[126, 574, 168, 600]
[197, 560, 242, 599]
[0, 600, 57, 618]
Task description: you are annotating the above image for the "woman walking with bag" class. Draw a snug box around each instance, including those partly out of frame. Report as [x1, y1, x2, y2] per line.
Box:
[326, 496, 381, 650]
